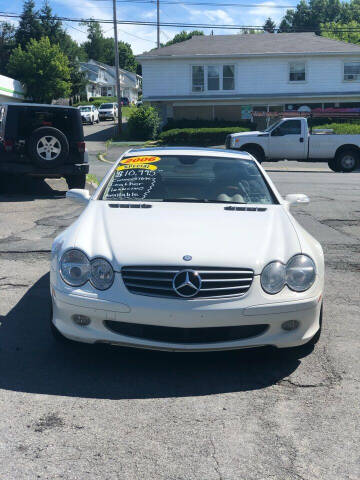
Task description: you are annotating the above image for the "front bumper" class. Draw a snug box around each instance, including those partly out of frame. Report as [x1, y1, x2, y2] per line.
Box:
[51, 274, 323, 352]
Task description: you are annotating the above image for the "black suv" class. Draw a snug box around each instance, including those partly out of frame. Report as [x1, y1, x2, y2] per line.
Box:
[0, 103, 89, 190]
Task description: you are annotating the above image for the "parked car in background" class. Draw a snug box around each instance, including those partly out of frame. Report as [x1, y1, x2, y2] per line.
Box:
[51, 147, 324, 353]
[78, 105, 99, 124]
[0, 103, 88, 190]
[226, 116, 360, 172]
[120, 97, 129, 106]
[98, 103, 118, 121]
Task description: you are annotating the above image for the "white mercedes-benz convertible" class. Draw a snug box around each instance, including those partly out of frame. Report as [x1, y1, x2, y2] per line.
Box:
[50, 147, 324, 352]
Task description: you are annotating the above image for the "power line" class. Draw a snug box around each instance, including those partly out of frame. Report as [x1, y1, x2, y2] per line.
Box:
[2, 11, 360, 33]
[92, 0, 296, 7]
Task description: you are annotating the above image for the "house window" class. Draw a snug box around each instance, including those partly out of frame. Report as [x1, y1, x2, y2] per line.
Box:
[192, 66, 204, 92]
[192, 65, 235, 92]
[344, 62, 360, 81]
[223, 65, 235, 90]
[208, 66, 220, 90]
[289, 62, 306, 82]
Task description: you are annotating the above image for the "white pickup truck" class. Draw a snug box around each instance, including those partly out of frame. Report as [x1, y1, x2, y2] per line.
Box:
[226, 117, 360, 172]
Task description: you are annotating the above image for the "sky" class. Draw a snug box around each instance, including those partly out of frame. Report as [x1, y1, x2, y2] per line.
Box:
[2, 0, 298, 55]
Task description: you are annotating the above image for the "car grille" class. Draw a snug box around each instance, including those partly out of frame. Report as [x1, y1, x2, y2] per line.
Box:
[121, 266, 254, 299]
[104, 321, 268, 344]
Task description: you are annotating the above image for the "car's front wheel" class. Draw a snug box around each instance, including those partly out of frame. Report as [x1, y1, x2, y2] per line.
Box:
[65, 174, 86, 190]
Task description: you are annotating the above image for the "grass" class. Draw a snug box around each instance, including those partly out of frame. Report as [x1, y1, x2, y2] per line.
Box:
[86, 173, 99, 186]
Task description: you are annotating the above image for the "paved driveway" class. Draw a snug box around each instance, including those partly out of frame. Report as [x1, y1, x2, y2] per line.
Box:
[0, 171, 359, 479]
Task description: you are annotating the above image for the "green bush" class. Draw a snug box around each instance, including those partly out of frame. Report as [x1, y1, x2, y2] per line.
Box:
[74, 96, 118, 108]
[312, 122, 360, 134]
[159, 127, 250, 146]
[127, 105, 161, 140]
[163, 118, 256, 131]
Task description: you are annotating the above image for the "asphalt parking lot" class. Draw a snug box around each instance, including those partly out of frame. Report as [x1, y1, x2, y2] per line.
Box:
[0, 144, 359, 478]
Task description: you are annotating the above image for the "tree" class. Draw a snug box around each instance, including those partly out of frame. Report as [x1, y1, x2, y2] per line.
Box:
[279, 0, 343, 32]
[8, 37, 71, 103]
[0, 22, 16, 75]
[15, 0, 42, 49]
[263, 17, 276, 33]
[164, 30, 204, 46]
[81, 21, 108, 63]
[39, 1, 63, 44]
[321, 20, 360, 44]
[118, 41, 137, 72]
[81, 21, 138, 72]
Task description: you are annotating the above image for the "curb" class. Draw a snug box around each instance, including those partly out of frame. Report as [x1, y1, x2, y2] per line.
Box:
[98, 152, 114, 164]
[264, 168, 330, 173]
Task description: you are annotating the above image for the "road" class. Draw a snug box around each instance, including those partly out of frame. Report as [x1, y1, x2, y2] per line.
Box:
[0, 133, 360, 479]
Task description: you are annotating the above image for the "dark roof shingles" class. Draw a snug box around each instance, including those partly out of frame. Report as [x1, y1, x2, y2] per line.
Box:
[138, 32, 360, 57]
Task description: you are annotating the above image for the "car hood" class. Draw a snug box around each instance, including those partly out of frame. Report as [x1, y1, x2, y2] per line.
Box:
[231, 131, 263, 138]
[72, 202, 301, 275]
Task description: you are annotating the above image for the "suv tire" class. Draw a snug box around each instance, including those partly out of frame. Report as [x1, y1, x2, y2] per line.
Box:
[28, 127, 69, 169]
[65, 174, 86, 190]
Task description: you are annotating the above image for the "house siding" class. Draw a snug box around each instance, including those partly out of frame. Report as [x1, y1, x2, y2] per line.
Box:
[142, 55, 360, 99]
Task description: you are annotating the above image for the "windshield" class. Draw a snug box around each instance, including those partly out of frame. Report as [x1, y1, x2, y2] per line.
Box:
[79, 106, 91, 112]
[263, 120, 282, 133]
[100, 104, 113, 109]
[101, 155, 277, 204]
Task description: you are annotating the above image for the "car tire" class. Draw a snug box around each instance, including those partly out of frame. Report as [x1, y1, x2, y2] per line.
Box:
[241, 146, 264, 164]
[28, 127, 69, 169]
[335, 149, 359, 172]
[65, 174, 86, 190]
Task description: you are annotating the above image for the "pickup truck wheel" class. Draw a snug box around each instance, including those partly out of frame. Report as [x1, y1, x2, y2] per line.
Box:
[328, 158, 340, 172]
[65, 174, 86, 190]
[336, 149, 359, 172]
[28, 127, 69, 169]
[241, 146, 264, 164]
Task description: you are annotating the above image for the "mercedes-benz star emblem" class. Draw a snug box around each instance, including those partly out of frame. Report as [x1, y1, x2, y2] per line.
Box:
[173, 269, 202, 298]
[183, 255, 192, 261]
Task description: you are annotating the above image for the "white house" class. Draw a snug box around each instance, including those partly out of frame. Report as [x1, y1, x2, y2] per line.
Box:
[137, 32, 360, 123]
[0, 74, 25, 103]
[80, 59, 141, 103]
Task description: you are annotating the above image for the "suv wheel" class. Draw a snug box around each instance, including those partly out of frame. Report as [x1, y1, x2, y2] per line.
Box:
[28, 127, 69, 169]
[65, 174, 86, 190]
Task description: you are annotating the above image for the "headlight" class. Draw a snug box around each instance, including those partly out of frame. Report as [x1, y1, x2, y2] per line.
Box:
[60, 249, 90, 287]
[286, 255, 316, 292]
[261, 261, 286, 294]
[90, 258, 114, 290]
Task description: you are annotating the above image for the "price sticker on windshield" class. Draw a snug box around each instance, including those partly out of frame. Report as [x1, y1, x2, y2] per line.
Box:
[120, 156, 161, 165]
[117, 164, 157, 171]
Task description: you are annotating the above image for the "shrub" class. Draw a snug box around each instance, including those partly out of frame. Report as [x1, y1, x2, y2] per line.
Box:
[159, 127, 250, 146]
[162, 118, 256, 131]
[74, 96, 118, 108]
[127, 105, 161, 140]
[312, 122, 360, 135]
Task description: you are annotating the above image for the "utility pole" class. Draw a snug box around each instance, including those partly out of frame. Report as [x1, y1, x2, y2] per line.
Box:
[113, 0, 122, 135]
[157, 0, 160, 48]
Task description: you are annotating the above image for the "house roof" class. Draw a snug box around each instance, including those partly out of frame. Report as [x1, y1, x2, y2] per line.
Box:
[138, 32, 360, 59]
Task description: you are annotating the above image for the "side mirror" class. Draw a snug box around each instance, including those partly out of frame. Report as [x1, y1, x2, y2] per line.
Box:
[66, 189, 90, 205]
[285, 193, 310, 207]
